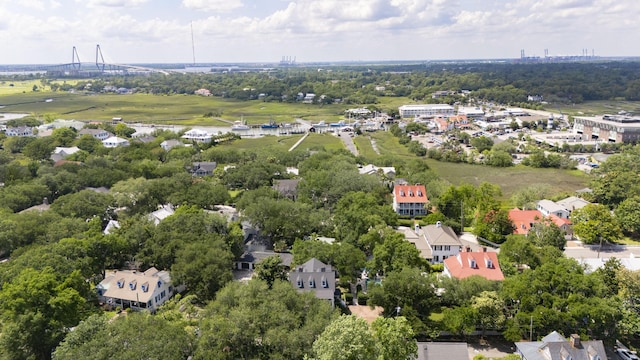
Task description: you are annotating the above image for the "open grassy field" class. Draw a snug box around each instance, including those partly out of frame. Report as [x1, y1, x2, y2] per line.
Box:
[0, 92, 358, 125]
[220, 133, 344, 153]
[424, 159, 590, 199]
[296, 133, 345, 152]
[0, 80, 78, 95]
[369, 131, 413, 157]
[548, 100, 640, 117]
[353, 135, 379, 162]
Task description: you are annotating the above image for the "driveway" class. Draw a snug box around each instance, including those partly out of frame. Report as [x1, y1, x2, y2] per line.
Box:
[339, 131, 358, 156]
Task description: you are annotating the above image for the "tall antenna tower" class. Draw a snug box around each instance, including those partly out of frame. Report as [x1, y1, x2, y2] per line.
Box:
[191, 22, 196, 66]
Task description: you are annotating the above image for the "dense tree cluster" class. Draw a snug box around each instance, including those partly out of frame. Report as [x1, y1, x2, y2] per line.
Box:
[5, 65, 640, 357]
[24, 61, 640, 105]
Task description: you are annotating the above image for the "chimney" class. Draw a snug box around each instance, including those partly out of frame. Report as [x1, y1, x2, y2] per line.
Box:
[466, 246, 471, 252]
[569, 334, 581, 348]
[435, 221, 442, 228]
[43, 197, 49, 205]
[482, 247, 487, 252]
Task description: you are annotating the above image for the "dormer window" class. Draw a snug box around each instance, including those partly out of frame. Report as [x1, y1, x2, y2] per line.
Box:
[296, 277, 303, 288]
[486, 259, 493, 269]
[409, 190, 414, 196]
[469, 259, 477, 269]
[116, 278, 125, 288]
[141, 282, 149, 292]
[309, 278, 316, 288]
[417, 190, 423, 196]
[400, 190, 405, 196]
[321, 276, 328, 288]
[129, 280, 137, 290]
[157, 280, 162, 288]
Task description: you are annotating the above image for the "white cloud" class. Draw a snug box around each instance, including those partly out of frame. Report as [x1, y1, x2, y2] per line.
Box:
[182, 0, 244, 12]
[17, 0, 46, 11]
[81, 0, 149, 7]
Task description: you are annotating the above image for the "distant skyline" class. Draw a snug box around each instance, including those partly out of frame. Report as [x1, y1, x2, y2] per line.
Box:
[0, 0, 638, 65]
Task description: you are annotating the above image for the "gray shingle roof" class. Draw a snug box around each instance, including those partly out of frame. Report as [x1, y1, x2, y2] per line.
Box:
[422, 224, 461, 246]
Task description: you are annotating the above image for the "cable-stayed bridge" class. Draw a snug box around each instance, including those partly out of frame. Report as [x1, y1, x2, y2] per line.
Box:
[43, 45, 171, 76]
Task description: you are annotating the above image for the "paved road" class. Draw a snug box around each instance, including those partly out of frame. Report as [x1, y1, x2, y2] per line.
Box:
[339, 132, 358, 156]
[564, 243, 640, 260]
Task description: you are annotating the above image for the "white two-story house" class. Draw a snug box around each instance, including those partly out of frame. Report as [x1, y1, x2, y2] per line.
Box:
[421, 222, 462, 264]
[97, 267, 179, 312]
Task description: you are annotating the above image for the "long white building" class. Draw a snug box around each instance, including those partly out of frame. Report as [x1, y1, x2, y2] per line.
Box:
[399, 104, 455, 118]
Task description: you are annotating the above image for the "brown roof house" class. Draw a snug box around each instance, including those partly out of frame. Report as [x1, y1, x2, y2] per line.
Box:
[289, 258, 337, 307]
[96, 267, 180, 312]
[272, 179, 301, 200]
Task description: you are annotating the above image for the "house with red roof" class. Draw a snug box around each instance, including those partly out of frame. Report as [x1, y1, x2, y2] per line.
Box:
[443, 249, 504, 281]
[508, 208, 572, 236]
[393, 184, 428, 216]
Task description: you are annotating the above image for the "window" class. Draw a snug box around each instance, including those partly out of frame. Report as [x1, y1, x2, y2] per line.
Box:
[321, 276, 328, 288]
[309, 278, 315, 288]
[141, 282, 149, 292]
[129, 280, 137, 290]
[160, 290, 166, 299]
[434, 255, 439, 262]
[296, 277, 303, 288]
[444, 245, 451, 251]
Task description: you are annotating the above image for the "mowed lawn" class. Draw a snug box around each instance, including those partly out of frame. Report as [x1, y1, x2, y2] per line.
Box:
[424, 159, 590, 199]
[220, 133, 344, 153]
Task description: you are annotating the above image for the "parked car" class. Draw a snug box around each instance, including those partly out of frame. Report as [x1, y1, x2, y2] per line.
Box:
[616, 348, 640, 360]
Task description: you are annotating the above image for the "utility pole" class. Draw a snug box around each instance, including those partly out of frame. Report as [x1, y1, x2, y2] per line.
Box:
[530, 315, 533, 341]
[460, 200, 464, 234]
[191, 22, 196, 66]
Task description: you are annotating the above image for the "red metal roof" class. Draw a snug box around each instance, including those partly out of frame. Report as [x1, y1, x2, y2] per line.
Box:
[394, 185, 428, 204]
[444, 251, 504, 281]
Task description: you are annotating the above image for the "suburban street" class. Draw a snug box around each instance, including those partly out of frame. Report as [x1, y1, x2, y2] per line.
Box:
[564, 242, 640, 261]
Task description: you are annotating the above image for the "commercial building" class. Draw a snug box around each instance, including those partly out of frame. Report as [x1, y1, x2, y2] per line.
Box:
[573, 114, 640, 143]
[457, 106, 486, 121]
[398, 104, 455, 118]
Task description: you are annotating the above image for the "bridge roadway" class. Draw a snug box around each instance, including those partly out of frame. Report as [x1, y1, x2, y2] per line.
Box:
[45, 62, 173, 75]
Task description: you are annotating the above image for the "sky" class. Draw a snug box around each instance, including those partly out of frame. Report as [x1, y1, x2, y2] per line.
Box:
[0, 0, 637, 64]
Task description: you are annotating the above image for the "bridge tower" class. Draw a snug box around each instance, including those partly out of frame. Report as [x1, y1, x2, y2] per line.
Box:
[96, 44, 105, 72]
[72, 46, 81, 70]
